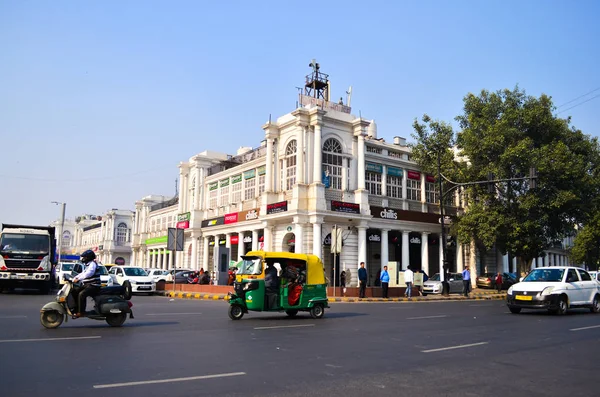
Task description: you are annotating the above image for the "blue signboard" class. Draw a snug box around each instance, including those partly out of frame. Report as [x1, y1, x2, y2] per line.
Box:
[322, 171, 330, 188]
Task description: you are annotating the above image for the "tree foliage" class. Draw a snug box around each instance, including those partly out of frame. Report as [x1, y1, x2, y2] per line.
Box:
[411, 87, 600, 275]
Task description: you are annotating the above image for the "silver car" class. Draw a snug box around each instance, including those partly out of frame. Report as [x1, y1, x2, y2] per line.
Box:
[422, 273, 464, 295]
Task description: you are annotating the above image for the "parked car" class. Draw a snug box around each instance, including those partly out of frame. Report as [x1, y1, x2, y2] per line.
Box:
[108, 266, 156, 294]
[55, 262, 76, 285]
[174, 270, 196, 284]
[589, 271, 600, 283]
[507, 266, 600, 314]
[147, 269, 173, 283]
[476, 272, 517, 290]
[422, 273, 464, 295]
[72, 263, 111, 287]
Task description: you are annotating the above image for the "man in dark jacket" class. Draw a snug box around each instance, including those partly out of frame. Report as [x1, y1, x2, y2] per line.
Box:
[265, 263, 279, 309]
[358, 262, 367, 298]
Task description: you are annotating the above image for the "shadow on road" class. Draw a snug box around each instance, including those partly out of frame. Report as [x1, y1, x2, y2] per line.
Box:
[244, 311, 368, 322]
[63, 321, 180, 328]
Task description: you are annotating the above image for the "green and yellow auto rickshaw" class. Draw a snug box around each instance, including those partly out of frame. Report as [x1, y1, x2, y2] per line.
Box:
[227, 251, 329, 320]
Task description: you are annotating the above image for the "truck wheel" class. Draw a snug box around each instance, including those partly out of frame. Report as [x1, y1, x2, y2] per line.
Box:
[40, 310, 64, 329]
[106, 313, 127, 327]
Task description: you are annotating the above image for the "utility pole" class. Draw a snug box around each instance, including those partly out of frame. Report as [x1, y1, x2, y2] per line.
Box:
[51, 201, 66, 264]
[437, 153, 449, 296]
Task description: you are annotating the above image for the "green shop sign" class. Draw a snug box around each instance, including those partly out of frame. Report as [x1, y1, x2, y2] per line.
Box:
[145, 235, 168, 245]
[220, 178, 230, 187]
[231, 174, 242, 184]
[366, 162, 383, 173]
[387, 166, 403, 177]
[258, 166, 266, 176]
[209, 182, 218, 191]
[244, 169, 256, 179]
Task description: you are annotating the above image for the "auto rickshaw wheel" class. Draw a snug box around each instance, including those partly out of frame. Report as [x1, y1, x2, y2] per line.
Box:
[310, 304, 324, 319]
[285, 309, 298, 317]
[228, 304, 244, 320]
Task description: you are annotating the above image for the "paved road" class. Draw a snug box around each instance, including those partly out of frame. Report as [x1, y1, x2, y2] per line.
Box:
[1, 292, 598, 397]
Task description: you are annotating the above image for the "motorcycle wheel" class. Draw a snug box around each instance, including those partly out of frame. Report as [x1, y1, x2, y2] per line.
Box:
[40, 310, 64, 329]
[105, 313, 127, 327]
[122, 281, 132, 300]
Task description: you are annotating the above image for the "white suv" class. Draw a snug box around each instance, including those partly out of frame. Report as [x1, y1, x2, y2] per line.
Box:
[108, 266, 155, 295]
[507, 266, 600, 315]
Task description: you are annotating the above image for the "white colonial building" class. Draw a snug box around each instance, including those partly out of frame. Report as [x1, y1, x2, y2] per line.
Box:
[130, 65, 574, 286]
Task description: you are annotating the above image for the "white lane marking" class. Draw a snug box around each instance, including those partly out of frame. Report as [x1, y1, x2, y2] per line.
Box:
[0, 315, 27, 319]
[406, 315, 448, 320]
[570, 324, 600, 332]
[254, 324, 315, 330]
[93, 372, 246, 389]
[145, 312, 202, 316]
[422, 341, 489, 353]
[0, 336, 101, 343]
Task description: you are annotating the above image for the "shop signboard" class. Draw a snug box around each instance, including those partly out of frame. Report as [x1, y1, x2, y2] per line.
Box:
[177, 212, 190, 229]
[267, 201, 288, 215]
[331, 200, 360, 214]
[201, 216, 225, 228]
[371, 206, 440, 224]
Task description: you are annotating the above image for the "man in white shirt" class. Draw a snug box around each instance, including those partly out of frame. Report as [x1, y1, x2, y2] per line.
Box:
[404, 267, 414, 298]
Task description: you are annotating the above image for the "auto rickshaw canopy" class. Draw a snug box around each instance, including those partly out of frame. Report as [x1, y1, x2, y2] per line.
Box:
[243, 251, 326, 285]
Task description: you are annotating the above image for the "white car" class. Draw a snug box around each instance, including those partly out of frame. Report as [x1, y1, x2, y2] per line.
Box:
[507, 266, 600, 315]
[147, 269, 173, 283]
[55, 262, 76, 285]
[71, 263, 111, 287]
[108, 266, 155, 294]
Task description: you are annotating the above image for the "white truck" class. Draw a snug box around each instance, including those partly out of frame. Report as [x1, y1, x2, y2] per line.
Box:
[0, 223, 56, 294]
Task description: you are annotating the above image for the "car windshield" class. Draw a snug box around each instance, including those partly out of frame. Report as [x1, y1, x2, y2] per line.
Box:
[429, 273, 441, 281]
[523, 268, 565, 282]
[237, 257, 263, 275]
[124, 268, 148, 277]
[97, 265, 108, 275]
[0, 233, 50, 254]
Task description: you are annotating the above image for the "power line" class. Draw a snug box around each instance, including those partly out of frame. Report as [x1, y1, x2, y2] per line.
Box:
[557, 93, 600, 115]
[556, 87, 600, 109]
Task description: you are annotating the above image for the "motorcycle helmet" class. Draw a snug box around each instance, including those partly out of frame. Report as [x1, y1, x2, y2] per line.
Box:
[80, 249, 96, 264]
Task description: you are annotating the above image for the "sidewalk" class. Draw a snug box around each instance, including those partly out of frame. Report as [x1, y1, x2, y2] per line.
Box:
[156, 289, 506, 303]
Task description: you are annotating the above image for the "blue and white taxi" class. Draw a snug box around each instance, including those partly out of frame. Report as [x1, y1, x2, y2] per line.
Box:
[507, 266, 600, 315]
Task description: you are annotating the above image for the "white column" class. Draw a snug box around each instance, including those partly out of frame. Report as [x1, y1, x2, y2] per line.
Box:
[420, 173, 426, 204]
[456, 242, 464, 272]
[203, 237, 209, 270]
[381, 165, 387, 197]
[357, 134, 366, 190]
[439, 237, 444, 281]
[294, 222, 304, 254]
[312, 221, 322, 258]
[358, 226, 367, 276]
[297, 126, 305, 184]
[313, 124, 322, 183]
[264, 226, 273, 252]
[341, 158, 348, 191]
[381, 229, 389, 271]
[168, 249, 173, 270]
[191, 237, 198, 270]
[421, 232, 429, 275]
[194, 167, 201, 210]
[402, 169, 408, 210]
[151, 250, 156, 269]
[266, 138, 274, 192]
[252, 230, 259, 252]
[238, 232, 246, 260]
[146, 251, 151, 268]
[225, 233, 232, 251]
[402, 231, 410, 270]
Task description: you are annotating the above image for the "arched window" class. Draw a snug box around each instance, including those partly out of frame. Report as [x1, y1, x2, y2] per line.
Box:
[284, 140, 297, 190]
[61, 231, 71, 247]
[116, 222, 128, 244]
[322, 138, 343, 190]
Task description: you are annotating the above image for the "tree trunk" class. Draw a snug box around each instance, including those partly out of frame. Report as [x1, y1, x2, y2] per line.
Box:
[516, 256, 533, 278]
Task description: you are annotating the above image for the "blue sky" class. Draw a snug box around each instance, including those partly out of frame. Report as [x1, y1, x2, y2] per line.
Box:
[1, 0, 599, 225]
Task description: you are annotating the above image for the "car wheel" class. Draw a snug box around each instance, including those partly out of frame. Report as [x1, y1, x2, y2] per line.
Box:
[310, 303, 325, 319]
[556, 296, 568, 315]
[509, 307, 521, 314]
[122, 281, 133, 300]
[590, 295, 600, 313]
[228, 304, 244, 320]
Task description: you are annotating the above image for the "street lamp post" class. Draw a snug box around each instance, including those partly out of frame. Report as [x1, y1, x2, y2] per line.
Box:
[51, 201, 66, 264]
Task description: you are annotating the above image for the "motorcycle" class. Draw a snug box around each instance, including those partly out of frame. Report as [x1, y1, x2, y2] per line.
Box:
[40, 274, 134, 329]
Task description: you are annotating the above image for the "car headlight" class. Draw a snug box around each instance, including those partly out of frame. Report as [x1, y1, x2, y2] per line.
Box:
[541, 286, 555, 296]
[507, 286, 513, 295]
[130, 280, 137, 284]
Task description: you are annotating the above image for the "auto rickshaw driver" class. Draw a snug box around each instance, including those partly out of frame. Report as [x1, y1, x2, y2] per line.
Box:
[264, 262, 279, 309]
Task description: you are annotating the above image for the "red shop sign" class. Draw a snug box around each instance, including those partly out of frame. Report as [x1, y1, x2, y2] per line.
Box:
[407, 170, 421, 180]
[224, 213, 239, 224]
[230, 235, 239, 244]
[426, 175, 436, 183]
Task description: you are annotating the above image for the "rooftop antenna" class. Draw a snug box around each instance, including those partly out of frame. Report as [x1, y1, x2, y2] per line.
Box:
[346, 86, 353, 107]
[304, 59, 329, 101]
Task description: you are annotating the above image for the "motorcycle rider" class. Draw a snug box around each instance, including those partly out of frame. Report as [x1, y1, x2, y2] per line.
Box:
[72, 250, 102, 317]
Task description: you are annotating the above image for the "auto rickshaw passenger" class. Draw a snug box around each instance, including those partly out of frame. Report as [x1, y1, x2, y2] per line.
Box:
[265, 262, 279, 309]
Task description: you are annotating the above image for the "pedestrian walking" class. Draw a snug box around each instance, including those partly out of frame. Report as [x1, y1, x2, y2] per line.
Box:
[495, 272, 503, 293]
[340, 270, 347, 297]
[380, 266, 390, 298]
[404, 267, 414, 298]
[462, 266, 471, 297]
[358, 262, 367, 298]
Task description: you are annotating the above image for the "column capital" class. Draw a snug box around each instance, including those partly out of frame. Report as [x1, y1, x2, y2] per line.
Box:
[309, 215, 324, 224]
[381, 228, 391, 233]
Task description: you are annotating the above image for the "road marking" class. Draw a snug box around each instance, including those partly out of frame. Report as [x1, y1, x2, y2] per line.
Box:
[0, 315, 27, 319]
[570, 325, 600, 332]
[93, 372, 246, 389]
[407, 315, 448, 320]
[145, 312, 202, 316]
[254, 324, 315, 330]
[422, 341, 489, 353]
[0, 336, 101, 343]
